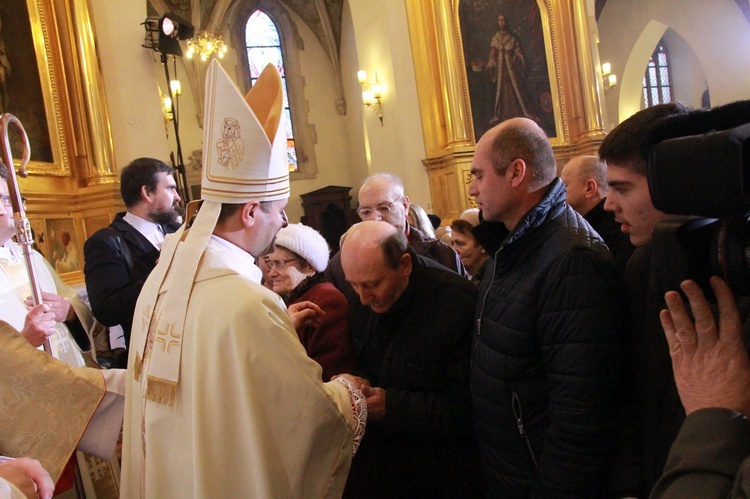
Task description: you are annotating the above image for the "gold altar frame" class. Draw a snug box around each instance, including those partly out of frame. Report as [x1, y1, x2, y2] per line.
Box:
[11, 0, 116, 182]
[456, 0, 565, 144]
[10, 0, 74, 175]
[406, 0, 606, 221]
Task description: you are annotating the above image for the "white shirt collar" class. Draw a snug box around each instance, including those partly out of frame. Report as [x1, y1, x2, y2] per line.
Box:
[123, 211, 163, 248]
[205, 234, 263, 283]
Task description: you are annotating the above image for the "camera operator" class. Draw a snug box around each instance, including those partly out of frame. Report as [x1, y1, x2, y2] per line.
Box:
[602, 99, 750, 496]
[651, 276, 750, 498]
[599, 102, 692, 496]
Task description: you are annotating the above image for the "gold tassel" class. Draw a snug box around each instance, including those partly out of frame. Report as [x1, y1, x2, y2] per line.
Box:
[146, 375, 178, 407]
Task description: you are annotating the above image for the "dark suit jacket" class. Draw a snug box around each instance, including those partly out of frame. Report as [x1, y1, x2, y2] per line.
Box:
[83, 212, 179, 347]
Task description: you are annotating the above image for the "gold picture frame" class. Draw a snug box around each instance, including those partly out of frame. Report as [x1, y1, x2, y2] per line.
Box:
[2, 0, 74, 175]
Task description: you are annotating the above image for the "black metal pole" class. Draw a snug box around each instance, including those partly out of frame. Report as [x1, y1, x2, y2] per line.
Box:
[161, 53, 189, 204]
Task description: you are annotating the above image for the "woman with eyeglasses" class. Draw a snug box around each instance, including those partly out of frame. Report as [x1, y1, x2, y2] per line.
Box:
[263, 223, 357, 380]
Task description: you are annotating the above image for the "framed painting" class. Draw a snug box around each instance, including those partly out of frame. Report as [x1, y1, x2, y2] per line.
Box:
[45, 218, 80, 275]
[459, 0, 557, 140]
[0, 0, 72, 174]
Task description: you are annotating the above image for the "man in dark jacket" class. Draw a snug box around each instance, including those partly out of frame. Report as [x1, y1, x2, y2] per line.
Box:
[469, 117, 625, 497]
[83, 158, 181, 360]
[560, 154, 634, 270]
[326, 172, 466, 323]
[339, 221, 480, 497]
[599, 103, 695, 496]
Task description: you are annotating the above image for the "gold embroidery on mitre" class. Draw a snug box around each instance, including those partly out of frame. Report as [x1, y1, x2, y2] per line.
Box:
[216, 117, 245, 170]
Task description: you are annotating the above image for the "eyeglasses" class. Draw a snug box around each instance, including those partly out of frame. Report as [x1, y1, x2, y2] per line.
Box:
[357, 196, 402, 219]
[0, 195, 26, 207]
[263, 258, 298, 271]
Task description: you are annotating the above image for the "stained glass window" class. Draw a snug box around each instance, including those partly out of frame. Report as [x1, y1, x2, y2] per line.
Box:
[246, 11, 297, 172]
[643, 40, 673, 108]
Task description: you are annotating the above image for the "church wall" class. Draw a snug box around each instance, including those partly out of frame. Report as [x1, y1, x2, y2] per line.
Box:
[91, 1, 362, 224]
[339, 1, 370, 193]
[89, 0, 171, 171]
[664, 29, 709, 110]
[598, 0, 750, 125]
[345, 0, 432, 211]
[86, 0, 439, 221]
[278, 6, 360, 223]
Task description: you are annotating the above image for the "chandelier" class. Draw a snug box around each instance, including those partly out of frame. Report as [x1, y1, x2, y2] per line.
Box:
[186, 30, 228, 61]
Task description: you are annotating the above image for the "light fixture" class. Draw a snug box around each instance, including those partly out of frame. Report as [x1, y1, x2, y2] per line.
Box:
[163, 96, 174, 122]
[358, 70, 385, 125]
[602, 62, 617, 90]
[186, 31, 229, 61]
[141, 14, 192, 202]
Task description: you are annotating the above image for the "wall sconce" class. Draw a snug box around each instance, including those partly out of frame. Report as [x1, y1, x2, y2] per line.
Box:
[163, 96, 174, 122]
[602, 62, 617, 90]
[358, 70, 384, 125]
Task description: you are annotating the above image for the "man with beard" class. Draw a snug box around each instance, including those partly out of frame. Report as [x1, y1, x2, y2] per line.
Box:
[83, 157, 181, 363]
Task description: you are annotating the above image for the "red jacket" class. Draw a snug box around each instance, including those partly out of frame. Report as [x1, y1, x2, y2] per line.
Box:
[286, 281, 358, 381]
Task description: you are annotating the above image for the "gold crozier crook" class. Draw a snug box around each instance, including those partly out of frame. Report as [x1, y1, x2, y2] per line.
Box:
[0, 113, 49, 353]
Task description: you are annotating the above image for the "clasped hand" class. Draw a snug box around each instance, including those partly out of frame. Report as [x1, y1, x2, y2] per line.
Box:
[330, 374, 386, 421]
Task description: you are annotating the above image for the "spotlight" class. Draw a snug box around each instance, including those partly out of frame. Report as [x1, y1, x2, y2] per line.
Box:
[143, 14, 194, 57]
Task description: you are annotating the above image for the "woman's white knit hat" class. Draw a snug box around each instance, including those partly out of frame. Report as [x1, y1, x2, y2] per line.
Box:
[275, 223, 330, 272]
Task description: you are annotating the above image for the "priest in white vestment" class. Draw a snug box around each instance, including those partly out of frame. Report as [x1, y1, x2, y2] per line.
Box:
[0, 164, 124, 497]
[120, 60, 366, 498]
[0, 165, 99, 367]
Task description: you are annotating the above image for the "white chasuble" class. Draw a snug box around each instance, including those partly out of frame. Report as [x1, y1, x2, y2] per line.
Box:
[121, 238, 362, 498]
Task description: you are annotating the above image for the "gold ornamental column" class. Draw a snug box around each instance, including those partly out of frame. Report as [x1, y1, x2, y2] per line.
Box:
[69, 0, 117, 185]
[17, 0, 121, 285]
[406, 0, 607, 223]
[433, 1, 474, 149]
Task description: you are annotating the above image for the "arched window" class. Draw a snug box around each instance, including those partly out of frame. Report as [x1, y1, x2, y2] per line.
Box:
[245, 11, 297, 172]
[643, 39, 673, 107]
[232, 1, 317, 179]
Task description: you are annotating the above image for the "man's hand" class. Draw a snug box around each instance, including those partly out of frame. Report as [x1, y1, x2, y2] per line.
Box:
[21, 304, 56, 348]
[0, 457, 55, 499]
[288, 301, 323, 332]
[332, 374, 371, 391]
[24, 292, 74, 323]
[362, 386, 386, 422]
[660, 277, 750, 416]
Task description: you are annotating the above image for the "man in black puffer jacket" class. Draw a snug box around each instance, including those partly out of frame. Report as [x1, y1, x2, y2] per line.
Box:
[469, 117, 625, 497]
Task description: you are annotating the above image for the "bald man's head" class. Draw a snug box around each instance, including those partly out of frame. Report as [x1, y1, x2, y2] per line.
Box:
[341, 221, 412, 314]
[560, 155, 608, 216]
[468, 117, 557, 228]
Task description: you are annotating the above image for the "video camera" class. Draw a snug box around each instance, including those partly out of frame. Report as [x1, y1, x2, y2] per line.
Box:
[646, 100, 750, 298]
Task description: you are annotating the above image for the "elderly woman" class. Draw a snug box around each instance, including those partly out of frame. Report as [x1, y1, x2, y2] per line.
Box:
[450, 218, 489, 286]
[264, 223, 357, 380]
